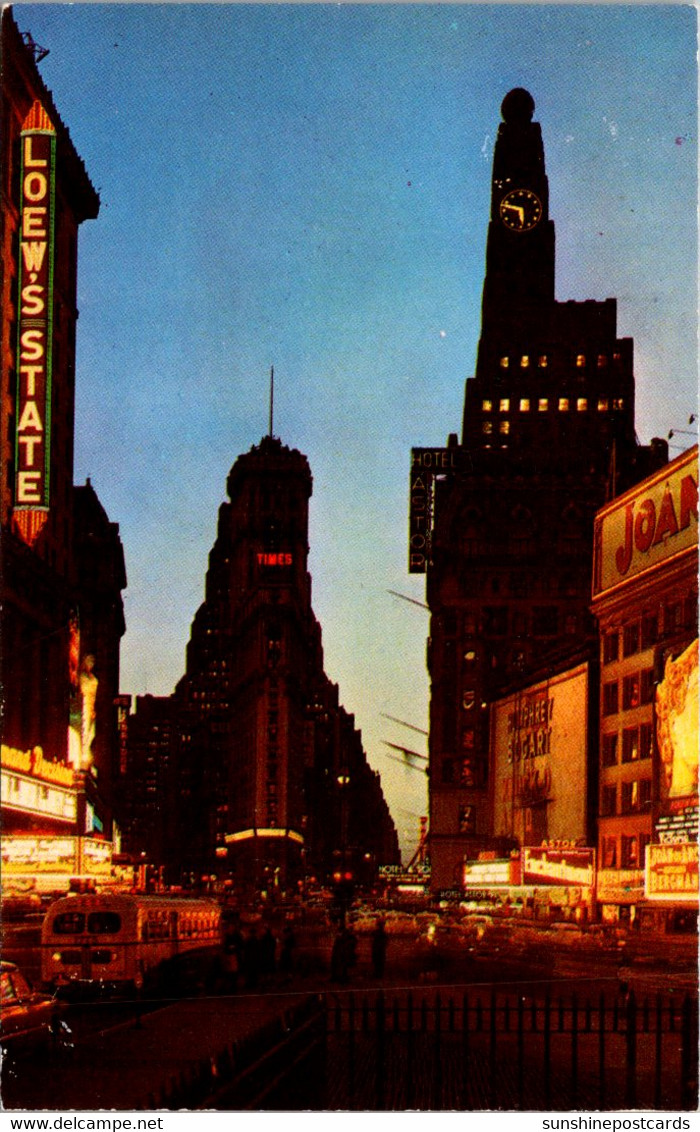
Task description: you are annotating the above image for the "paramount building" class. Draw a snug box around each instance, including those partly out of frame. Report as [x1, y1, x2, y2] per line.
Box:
[410, 89, 669, 893]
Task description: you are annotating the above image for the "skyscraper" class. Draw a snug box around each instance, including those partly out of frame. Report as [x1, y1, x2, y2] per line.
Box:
[126, 431, 399, 887]
[412, 90, 667, 891]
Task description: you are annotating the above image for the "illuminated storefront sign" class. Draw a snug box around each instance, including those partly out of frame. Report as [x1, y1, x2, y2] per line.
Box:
[2, 744, 74, 786]
[646, 843, 699, 901]
[522, 847, 595, 887]
[596, 868, 644, 905]
[492, 664, 589, 846]
[115, 695, 131, 776]
[463, 858, 512, 886]
[1, 768, 77, 823]
[13, 101, 56, 547]
[2, 836, 113, 876]
[408, 448, 457, 573]
[645, 842, 699, 902]
[593, 447, 698, 599]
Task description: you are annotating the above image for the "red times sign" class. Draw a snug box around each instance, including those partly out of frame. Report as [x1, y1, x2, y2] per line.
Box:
[13, 102, 56, 547]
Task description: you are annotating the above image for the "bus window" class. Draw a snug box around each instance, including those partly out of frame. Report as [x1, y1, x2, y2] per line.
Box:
[87, 913, 121, 934]
[53, 913, 86, 934]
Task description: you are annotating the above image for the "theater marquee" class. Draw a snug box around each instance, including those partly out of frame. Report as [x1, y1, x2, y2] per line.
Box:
[13, 101, 56, 547]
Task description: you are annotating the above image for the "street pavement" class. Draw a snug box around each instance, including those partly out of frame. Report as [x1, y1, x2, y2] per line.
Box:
[1, 918, 696, 1112]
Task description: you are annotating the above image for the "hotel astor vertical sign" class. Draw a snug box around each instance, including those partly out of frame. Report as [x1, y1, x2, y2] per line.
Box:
[13, 102, 56, 547]
[409, 448, 457, 573]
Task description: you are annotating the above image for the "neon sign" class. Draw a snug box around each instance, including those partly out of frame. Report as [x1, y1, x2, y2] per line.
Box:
[13, 102, 56, 546]
[408, 448, 457, 573]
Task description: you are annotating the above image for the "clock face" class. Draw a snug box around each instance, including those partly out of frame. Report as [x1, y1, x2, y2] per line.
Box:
[499, 188, 543, 232]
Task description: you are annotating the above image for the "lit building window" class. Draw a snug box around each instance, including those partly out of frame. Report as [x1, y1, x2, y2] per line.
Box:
[482, 399, 493, 412]
[520, 355, 529, 368]
[499, 398, 510, 412]
[499, 421, 510, 434]
[538, 398, 548, 412]
[500, 356, 509, 368]
[558, 398, 570, 412]
[613, 352, 621, 363]
[576, 354, 586, 368]
[519, 399, 530, 412]
[597, 355, 607, 367]
[598, 398, 609, 411]
[538, 355, 548, 368]
[482, 421, 493, 434]
[613, 398, 624, 410]
[577, 398, 588, 411]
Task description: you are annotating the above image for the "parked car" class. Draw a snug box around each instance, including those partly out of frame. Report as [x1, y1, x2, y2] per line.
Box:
[0, 961, 58, 1054]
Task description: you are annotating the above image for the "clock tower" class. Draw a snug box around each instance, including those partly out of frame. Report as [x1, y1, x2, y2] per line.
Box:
[480, 87, 555, 343]
[414, 90, 668, 892]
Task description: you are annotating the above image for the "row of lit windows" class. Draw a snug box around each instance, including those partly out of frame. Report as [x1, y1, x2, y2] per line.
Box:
[602, 600, 696, 664]
[602, 669, 655, 715]
[601, 778, 652, 816]
[601, 833, 650, 870]
[482, 397, 624, 414]
[498, 352, 622, 371]
[601, 724, 653, 766]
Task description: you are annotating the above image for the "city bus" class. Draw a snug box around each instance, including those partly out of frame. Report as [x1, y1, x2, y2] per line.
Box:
[41, 893, 222, 995]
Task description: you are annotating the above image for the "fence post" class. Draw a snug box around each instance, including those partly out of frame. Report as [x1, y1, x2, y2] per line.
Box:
[375, 990, 386, 1110]
[488, 991, 497, 1109]
[462, 993, 470, 1109]
[516, 994, 524, 1109]
[406, 991, 415, 1109]
[348, 991, 355, 1109]
[624, 989, 637, 1108]
[433, 993, 443, 1110]
[571, 994, 579, 1109]
[598, 993, 606, 1110]
[680, 994, 699, 1111]
[543, 993, 551, 1109]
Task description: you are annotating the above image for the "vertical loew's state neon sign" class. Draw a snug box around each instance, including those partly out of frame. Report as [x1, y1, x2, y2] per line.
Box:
[13, 101, 56, 547]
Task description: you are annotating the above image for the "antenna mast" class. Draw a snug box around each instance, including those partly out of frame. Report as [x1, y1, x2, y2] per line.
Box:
[268, 366, 274, 438]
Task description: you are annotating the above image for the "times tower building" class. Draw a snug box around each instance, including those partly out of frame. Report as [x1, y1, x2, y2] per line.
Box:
[412, 90, 667, 892]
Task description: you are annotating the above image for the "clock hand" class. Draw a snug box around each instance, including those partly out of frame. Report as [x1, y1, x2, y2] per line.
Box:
[504, 204, 525, 223]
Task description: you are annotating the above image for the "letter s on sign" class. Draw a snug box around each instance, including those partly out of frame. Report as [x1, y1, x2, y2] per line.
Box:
[20, 329, 44, 361]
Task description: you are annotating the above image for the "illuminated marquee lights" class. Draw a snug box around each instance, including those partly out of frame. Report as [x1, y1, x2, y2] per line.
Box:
[224, 828, 304, 845]
[13, 102, 56, 546]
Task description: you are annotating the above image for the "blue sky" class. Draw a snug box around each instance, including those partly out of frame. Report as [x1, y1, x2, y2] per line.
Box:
[15, 2, 697, 858]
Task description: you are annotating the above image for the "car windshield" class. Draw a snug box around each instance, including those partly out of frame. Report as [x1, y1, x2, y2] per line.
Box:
[1, 968, 31, 1002]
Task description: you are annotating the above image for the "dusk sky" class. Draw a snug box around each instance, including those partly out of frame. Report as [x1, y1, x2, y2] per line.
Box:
[15, 2, 697, 858]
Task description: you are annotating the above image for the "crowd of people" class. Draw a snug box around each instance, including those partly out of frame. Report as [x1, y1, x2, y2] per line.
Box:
[221, 921, 297, 989]
[220, 916, 389, 990]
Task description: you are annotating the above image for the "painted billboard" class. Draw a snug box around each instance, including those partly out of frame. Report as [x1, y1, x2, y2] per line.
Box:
[13, 101, 56, 547]
[592, 446, 698, 599]
[656, 638, 698, 805]
[491, 663, 589, 847]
